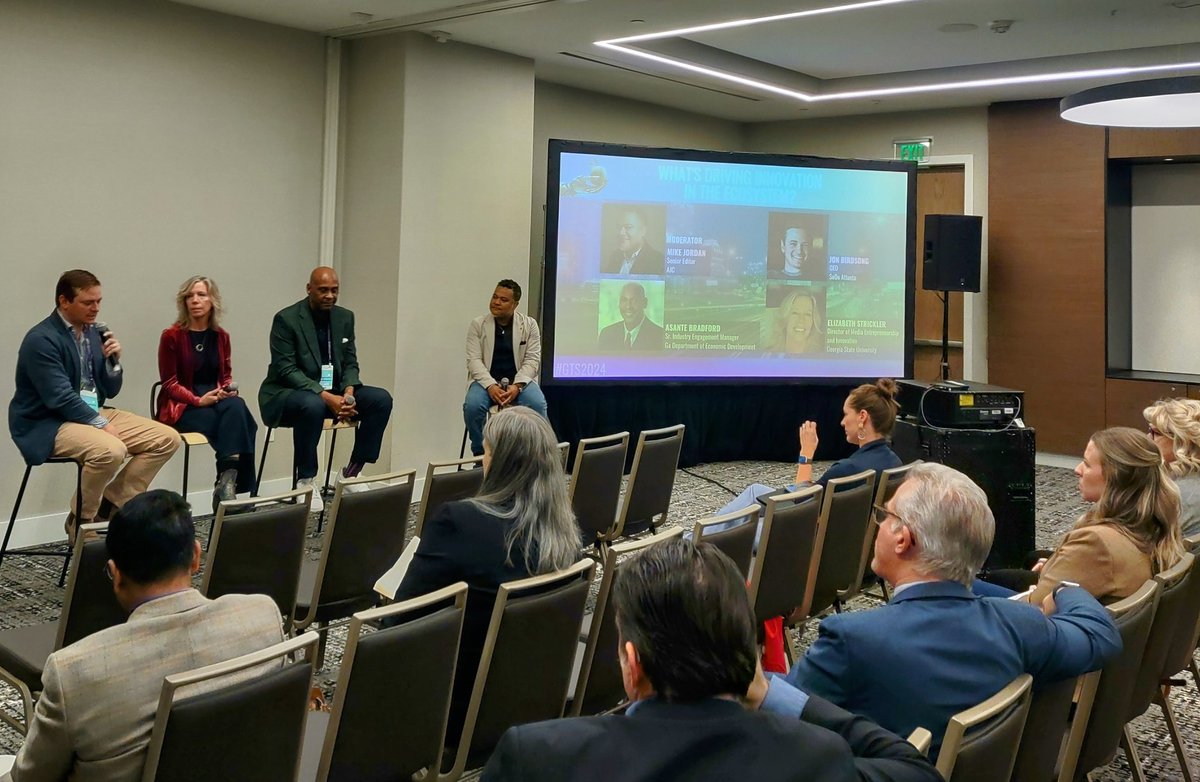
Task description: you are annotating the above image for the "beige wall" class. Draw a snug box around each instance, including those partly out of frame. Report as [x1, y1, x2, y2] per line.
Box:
[746, 107, 991, 379]
[0, 0, 326, 534]
[529, 82, 745, 313]
[340, 35, 536, 475]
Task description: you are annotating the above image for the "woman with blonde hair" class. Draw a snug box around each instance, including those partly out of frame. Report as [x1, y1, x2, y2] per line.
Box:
[1145, 397, 1200, 538]
[155, 276, 258, 513]
[979, 426, 1186, 605]
[768, 289, 825, 354]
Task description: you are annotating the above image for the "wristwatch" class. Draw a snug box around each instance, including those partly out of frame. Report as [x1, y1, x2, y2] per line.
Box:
[1053, 581, 1081, 597]
[796, 455, 810, 465]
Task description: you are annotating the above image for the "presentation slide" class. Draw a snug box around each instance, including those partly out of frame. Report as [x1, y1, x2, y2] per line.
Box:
[544, 141, 915, 384]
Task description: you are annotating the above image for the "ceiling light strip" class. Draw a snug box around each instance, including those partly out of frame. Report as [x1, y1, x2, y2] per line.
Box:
[599, 0, 923, 45]
[599, 40, 1200, 103]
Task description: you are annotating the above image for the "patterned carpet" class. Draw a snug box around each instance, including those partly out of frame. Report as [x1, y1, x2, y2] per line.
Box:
[0, 460, 1195, 781]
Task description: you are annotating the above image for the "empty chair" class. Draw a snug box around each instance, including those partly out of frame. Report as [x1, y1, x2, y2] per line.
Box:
[605, 424, 684, 541]
[1120, 551, 1198, 782]
[1008, 669, 1101, 782]
[201, 488, 310, 628]
[746, 485, 826, 662]
[567, 432, 629, 549]
[0, 525, 124, 733]
[298, 582, 468, 782]
[557, 441, 570, 470]
[1073, 579, 1160, 781]
[808, 469, 877, 617]
[293, 470, 417, 664]
[141, 632, 318, 782]
[935, 673, 1033, 782]
[412, 456, 485, 540]
[691, 505, 759, 578]
[570, 528, 683, 718]
[441, 560, 595, 781]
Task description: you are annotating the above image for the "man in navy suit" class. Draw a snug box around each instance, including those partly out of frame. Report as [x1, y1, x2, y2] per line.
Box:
[784, 462, 1122, 759]
[9, 270, 179, 541]
[482, 539, 940, 782]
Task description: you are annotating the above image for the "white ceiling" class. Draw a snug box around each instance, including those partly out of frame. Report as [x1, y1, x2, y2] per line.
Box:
[169, 0, 1200, 121]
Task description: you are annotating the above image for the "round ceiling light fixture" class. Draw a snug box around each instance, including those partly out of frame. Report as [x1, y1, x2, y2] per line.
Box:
[1060, 75, 1200, 127]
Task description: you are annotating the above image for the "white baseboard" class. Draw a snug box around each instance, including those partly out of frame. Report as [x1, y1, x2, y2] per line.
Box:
[1035, 453, 1079, 470]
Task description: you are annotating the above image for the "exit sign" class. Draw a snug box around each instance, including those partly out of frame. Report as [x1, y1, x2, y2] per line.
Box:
[894, 138, 932, 162]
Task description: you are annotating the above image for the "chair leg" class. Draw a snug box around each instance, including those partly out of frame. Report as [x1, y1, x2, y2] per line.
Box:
[1121, 725, 1148, 782]
[181, 443, 190, 500]
[315, 622, 327, 670]
[254, 430, 272, 498]
[1189, 657, 1199, 693]
[783, 624, 800, 667]
[1158, 687, 1195, 782]
[58, 465, 83, 588]
[460, 427, 469, 459]
[317, 429, 339, 532]
[0, 466, 34, 574]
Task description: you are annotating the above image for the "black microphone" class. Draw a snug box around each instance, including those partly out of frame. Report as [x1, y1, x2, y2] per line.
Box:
[499, 377, 510, 392]
[93, 322, 122, 374]
[343, 392, 356, 407]
[223, 381, 239, 394]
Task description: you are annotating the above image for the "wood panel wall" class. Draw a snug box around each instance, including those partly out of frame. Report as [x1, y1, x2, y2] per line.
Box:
[987, 100, 1107, 455]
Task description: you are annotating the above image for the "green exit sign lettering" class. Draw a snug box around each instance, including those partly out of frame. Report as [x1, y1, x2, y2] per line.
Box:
[893, 138, 932, 162]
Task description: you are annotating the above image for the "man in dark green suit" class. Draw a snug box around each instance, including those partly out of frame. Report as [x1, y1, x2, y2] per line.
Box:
[258, 267, 392, 510]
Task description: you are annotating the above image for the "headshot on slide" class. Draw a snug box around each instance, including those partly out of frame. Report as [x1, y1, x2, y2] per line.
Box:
[598, 280, 665, 351]
[601, 203, 666, 276]
[764, 284, 826, 355]
[767, 212, 829, 281]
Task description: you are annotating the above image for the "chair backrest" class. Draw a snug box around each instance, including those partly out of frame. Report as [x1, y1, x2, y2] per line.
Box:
[297, 470, 417, 628]
[57, 524, 126, 649]
[446, 560, 595, 780]
[413, 457, 484, 540]
[936, 673, 1033, 782]
[692, 505, 759, 579]
[141, 632, 318, 782]
[149, 381, 162, 417]
[1125, 551, 1196, 721]
[568, 431, 630, 546]
[201, 489, 311, 625]
[1074, 579, 1160, 777]
[570, 528, 683, 718]
[873, 461, 916, 508]
[1153, 549, 1200, 681]
[808, 469, 877, 616]
[314, 583, 468, 782]
[557, 441, 570, 470]
[1008, 669, 1095, 782]
[610, 424, 684, 539]
[747, 485, 826, 625]
[1053, 670, 1100, 782]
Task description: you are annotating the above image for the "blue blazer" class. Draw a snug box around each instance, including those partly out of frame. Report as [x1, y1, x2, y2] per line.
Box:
[8, 312, 122, 465]
[786, 580, 1121, 759]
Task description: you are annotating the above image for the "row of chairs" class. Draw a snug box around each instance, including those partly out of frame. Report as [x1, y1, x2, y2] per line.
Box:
[687, 464, 911, 664]
[912, 541, 1200, 782]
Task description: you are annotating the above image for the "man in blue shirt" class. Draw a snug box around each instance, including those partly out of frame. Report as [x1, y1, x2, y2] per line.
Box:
[9, 270, 179, 540]
[781, 462, 1121, 759]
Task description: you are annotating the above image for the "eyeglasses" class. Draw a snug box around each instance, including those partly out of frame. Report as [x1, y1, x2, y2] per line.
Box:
[872, 503, 904, 527]
[1148, 424, 1165, 438]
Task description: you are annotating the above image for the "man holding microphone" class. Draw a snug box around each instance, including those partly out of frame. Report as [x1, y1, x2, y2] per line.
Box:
[9, 270, 180, 541]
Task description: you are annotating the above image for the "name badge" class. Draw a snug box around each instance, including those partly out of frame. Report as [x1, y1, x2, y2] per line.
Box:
[320, 363, 334, 391]
[80, 388, 99, 412]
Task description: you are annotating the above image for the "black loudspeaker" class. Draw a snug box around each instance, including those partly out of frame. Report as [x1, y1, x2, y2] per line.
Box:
[891, 420, 1036, 569]
[923, 214, 982, 292]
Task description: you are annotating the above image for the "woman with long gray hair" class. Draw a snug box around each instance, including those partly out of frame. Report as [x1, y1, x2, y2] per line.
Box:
[394, 406, 580, 744]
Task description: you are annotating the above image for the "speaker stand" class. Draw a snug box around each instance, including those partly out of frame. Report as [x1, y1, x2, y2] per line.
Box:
[939, 289, 951, 381]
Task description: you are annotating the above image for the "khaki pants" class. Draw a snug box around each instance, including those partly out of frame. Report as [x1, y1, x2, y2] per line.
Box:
[52, 408, 181, 521]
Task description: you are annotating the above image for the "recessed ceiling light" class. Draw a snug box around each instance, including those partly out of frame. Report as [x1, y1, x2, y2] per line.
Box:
[1165, 157, 1175, 161]
[630, 19, 645, 24]
[939, 23, 977, 33]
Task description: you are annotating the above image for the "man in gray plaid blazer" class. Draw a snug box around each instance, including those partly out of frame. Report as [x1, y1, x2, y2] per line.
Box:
[3, 490, 283, 782]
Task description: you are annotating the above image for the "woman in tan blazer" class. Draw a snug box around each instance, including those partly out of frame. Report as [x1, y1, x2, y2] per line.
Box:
[1038, 427, 1186, 604]
[980, 426, 1186, 605]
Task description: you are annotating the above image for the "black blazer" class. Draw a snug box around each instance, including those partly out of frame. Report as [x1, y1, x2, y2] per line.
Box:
[482, 694, 940, 782]
[602, 244, 665, 276]
[395, 500, 554, 743]
[597, 318, 665, 351]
